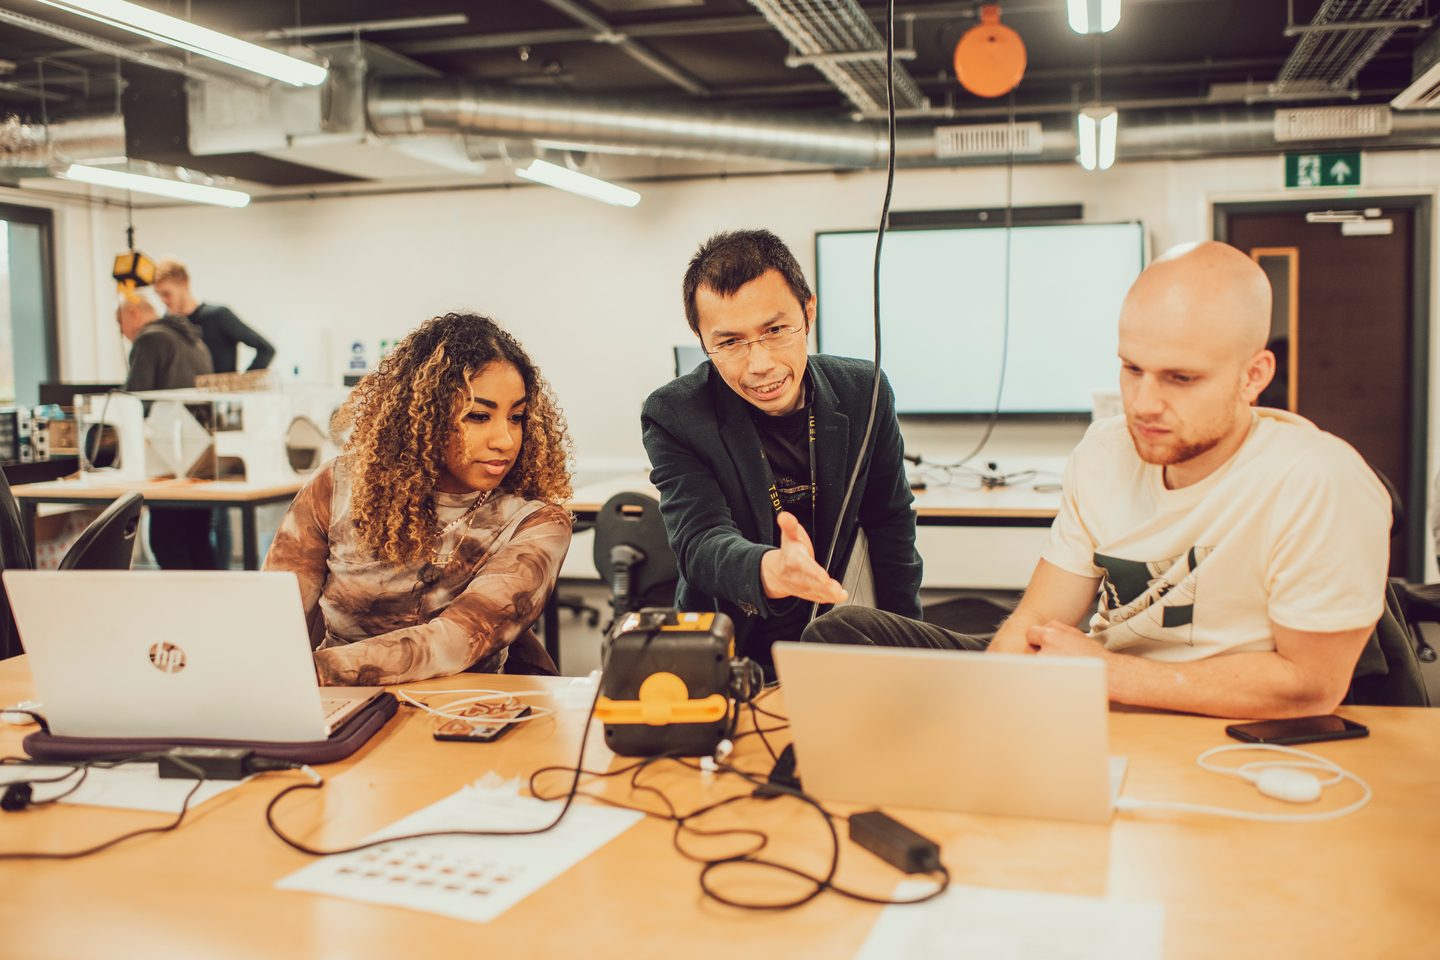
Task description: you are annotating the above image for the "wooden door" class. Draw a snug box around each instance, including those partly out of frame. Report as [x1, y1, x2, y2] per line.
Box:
[1227, 205, 1416, 577]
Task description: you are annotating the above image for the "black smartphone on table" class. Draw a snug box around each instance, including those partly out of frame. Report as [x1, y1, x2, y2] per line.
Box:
[1225, 714, 1369, 746]
[432, 701, 532, 743]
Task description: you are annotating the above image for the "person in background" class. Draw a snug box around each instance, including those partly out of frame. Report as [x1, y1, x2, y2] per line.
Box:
[153, 257, 275, 569]
[152, 258, 275, 374]
[264, 312, 573, 685]
[118, 296, 215, 570]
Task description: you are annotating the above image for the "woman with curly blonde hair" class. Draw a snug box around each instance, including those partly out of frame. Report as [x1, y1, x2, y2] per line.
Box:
[266, 313, 573, 684]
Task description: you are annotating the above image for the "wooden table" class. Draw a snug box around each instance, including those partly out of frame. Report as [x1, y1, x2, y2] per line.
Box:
[10, 477, 305, 570]
[1, 657, 1435, 960]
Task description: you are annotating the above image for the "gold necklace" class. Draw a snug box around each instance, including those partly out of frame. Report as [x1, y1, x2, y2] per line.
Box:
[417, 490, 491, 586]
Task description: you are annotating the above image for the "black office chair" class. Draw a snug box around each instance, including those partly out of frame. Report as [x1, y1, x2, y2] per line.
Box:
[592, 493, 678, 634]
[552, 519, 602, 628]
[1345, 467, 1430, 706]
[58, 493, 143, 571]
[0, 468, 33, 659]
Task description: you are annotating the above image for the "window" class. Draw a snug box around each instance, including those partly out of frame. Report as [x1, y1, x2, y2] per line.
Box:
[0, 202, 58, 406]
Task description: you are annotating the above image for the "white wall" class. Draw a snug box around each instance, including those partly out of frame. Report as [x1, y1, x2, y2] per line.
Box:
[39, 149, 1440, 581]
[37, 160, 1204, 474]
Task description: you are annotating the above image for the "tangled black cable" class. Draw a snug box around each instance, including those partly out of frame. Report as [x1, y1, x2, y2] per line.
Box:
[527, 742, 949, 912]
[0, 753, 206, 861]
[262, 676, 605, 856]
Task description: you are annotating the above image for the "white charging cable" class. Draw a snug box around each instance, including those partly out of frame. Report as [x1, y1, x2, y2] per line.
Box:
[396, 688, 556, 725]
[1116, 743, 1372, 823]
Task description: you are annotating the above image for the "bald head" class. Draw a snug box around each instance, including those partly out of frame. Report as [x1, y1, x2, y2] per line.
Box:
[117, 297, 158, 343]
[1115, 241, 1278, 482]
[1120, 241, 1271, 361]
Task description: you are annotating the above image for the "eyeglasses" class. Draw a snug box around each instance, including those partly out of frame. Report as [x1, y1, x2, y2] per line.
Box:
[704, 324, 805, 363]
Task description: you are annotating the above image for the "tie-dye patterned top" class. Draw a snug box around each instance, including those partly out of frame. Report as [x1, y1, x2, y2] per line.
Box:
[264, 457, 572, 685]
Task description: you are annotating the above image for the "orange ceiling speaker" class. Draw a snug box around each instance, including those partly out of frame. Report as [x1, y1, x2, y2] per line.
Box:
[954, 4, 1027, 99]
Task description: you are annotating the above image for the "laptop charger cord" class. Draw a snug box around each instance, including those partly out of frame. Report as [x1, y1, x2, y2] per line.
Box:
[0, 752, 209, 860]
[1116, 744, 1373, 823]
[0, 749, 318, 861]
[261, 671, 608, 858]
[526, 684, 949, 912]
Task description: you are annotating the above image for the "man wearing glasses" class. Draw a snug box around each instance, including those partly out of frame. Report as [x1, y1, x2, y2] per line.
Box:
[641, 229, 923, 670]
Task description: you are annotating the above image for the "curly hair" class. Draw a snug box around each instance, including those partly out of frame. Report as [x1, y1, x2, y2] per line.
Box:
[334, 313, 573, 564]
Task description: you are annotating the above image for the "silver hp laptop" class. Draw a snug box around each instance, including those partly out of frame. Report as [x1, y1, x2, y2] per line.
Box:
[773, 643, 1125, 823]
[4, 571, 381, 742]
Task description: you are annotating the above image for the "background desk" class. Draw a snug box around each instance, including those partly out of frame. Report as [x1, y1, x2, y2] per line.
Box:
[0, 657, 1435, 960]
[568, 468, 1062, 527]
[10, 478, 305, 570]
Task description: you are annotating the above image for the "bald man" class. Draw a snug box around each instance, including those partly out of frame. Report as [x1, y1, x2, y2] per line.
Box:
[802, 242, 1391, 720]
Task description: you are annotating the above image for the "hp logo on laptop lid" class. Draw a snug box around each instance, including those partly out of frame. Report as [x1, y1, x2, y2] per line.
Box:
[148, 642, 187, 674]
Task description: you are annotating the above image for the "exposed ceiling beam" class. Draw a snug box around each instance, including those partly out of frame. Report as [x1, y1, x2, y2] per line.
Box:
[0, 6, 223, 83]
[536, 0, 708, 96]
[0, 78, 69, 101]
[395, 5, 977, 56]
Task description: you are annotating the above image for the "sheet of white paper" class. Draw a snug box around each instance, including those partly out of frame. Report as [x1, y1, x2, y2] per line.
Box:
[0, 763, 245, 813]
[276, 778, 642, 924]
[856, 883, 1164, 960]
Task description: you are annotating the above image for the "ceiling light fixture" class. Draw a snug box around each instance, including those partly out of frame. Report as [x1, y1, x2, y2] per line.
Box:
[58, 164, 251, 208]
[34, 0, 327, 86]
[515, 159, 640, 207]
[1067, 0, 1122, 34]
[1077, 107, 1117, 171]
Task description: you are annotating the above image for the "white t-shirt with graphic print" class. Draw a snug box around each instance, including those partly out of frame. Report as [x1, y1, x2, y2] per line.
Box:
[1041, 409, 1391, 662]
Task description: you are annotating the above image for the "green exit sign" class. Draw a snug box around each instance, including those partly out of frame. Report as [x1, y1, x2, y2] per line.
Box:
[1285, 151, 1361, 188]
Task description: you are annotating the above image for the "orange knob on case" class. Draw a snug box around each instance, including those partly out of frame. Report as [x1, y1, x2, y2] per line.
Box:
[954, 4, 1027, 99]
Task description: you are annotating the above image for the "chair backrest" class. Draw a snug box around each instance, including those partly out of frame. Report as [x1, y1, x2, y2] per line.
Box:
[58, 493, 143, 571]
[592, 492, 678, 620]
[0, 468, 34, 659]
[1371, 467, 1404, 538]
[1347, 579, 1431, 707]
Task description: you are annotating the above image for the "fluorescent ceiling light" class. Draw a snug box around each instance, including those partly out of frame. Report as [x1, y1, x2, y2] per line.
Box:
[34, 0, 327, 86]
[1067, 0, 1121, 34]
[59, 164, 251, 208]
[1077, 107, 1118, 171]
[515, 159, 640, 208]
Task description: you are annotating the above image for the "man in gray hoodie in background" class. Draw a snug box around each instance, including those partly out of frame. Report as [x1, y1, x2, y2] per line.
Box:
[117, 297, 215, 568]
[119, 297, 212, 393]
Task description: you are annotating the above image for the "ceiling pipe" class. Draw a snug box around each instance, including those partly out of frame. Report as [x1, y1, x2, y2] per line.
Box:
[368, 77, 1440, 169]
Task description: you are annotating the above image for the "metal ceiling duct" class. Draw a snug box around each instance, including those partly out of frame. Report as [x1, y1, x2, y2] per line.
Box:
[368, 77, 1440, 170]
[746, 0, 927, 114]
[367, 78, 932, 167]
[0, 113, 126, 168]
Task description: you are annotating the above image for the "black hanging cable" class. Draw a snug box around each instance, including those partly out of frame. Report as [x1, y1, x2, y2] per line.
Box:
[811, 0, 899, 621]
[955, 89, 1017, 467]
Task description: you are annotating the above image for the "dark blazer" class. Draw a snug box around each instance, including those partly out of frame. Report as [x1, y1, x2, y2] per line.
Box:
[641, 353, 922, 651]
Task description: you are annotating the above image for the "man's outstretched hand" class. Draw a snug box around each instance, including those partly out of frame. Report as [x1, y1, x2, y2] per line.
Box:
[759, 511, 848, 606]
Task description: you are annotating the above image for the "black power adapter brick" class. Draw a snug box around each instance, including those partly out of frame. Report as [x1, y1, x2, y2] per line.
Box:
[157, 747, 294, 781]
[849, 810, 942, 874]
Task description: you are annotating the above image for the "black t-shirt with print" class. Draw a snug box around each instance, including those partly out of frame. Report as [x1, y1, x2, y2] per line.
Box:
[745, 398, 818, 665]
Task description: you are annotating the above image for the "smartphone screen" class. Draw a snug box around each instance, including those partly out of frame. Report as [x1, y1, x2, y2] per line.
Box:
[432, 699, 532, 743]
[1225, 715, 1369, 745]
